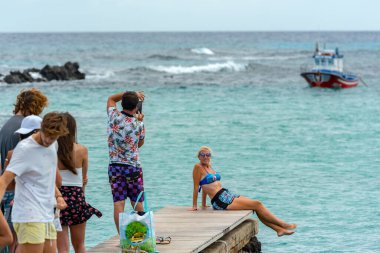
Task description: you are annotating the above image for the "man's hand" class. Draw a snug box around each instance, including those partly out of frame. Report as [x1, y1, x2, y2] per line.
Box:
[135, 112, 144, 122]
[137, 91, 145, 101]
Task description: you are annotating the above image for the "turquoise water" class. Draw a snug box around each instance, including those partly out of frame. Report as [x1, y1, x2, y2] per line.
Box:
[1, 32, 380, 252]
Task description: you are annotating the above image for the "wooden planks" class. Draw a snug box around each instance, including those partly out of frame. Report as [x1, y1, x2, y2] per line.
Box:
[88, 206, 257, 253]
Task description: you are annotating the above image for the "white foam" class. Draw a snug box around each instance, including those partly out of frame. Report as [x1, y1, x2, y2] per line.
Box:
[148, 61, 246, 74]
[86, 70, 115, 80]
[29, 72, 43, 79]
[191, 48, 215, 55]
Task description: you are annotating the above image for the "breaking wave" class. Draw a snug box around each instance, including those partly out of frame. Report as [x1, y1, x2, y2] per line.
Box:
[191, 48, 215, 55]
[86, 70, 115, 80]
[147, 61, 247, 74]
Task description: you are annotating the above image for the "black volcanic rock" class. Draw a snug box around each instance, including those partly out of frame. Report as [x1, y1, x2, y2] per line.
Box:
[2, 62, 85, 84]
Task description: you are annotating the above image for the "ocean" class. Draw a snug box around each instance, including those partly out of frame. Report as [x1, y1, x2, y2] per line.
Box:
[0, 32, 379, 252]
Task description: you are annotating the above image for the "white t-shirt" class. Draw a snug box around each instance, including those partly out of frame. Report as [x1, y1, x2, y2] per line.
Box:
[7, 136, 57, 223]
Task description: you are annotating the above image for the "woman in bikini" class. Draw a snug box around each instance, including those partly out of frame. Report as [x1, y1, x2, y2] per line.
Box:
[192, 146, 296, 237]
[56, 113, 102, 253]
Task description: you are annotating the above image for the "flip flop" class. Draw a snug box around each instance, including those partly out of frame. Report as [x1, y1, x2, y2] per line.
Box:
[156, 236, 171, 245]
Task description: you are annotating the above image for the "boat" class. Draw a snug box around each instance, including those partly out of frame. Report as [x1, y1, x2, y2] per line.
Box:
[300, 43, 359, 89]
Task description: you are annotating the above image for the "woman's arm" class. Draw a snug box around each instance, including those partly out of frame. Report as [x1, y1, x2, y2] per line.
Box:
[192, 164, 201, 211]
[0, 209, 12, 246]
[201, 191, 208, 208]
[81, 146, 89, 192]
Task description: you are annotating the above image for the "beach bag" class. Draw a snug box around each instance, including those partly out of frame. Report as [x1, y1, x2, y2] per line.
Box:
[119, 192, 157, 253]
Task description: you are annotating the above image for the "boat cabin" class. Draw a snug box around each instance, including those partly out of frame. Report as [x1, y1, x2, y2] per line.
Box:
[313, 45, 344, 72]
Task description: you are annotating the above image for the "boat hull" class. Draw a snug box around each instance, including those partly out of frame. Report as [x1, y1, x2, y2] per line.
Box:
[300, 71, 359, 89]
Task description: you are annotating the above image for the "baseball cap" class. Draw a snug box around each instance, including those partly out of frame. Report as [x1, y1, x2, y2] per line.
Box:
[15, 115, 42, 134]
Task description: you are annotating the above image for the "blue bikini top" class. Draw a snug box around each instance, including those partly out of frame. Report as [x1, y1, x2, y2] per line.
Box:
[198, 166, 221, 192]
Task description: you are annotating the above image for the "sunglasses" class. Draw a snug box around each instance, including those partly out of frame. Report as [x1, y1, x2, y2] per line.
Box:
[199, 153, 211, 158]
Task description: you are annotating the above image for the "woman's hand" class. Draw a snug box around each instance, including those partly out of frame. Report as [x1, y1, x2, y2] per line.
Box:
[56, 196, 68, 210]
[83, 176, 88, 186]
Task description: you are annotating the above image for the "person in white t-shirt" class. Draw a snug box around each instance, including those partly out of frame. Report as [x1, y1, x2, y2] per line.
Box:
[0, 112, 68, 253]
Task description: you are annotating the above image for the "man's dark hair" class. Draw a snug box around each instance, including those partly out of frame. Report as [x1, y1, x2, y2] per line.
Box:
[121, 91, 139, 110]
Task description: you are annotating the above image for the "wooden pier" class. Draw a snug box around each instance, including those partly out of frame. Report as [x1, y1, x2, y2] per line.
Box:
[88, 206, 258, 253]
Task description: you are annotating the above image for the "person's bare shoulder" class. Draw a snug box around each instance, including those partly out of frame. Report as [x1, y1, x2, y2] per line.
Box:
[75, 143, 88, 157]
[193, 163, 202, 172]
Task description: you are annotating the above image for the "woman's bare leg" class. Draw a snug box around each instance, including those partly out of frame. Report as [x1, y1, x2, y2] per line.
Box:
[256, 213, 294, 236]
[70, 223, 86, 253]
[227, 196, 296, 230]
[57, 226, 70, 253]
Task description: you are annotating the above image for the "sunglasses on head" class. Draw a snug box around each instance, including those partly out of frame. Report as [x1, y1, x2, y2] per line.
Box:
[199, 153, 211, 158]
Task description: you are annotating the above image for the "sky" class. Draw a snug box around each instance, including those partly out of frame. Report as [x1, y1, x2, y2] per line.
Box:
[0, 0, 379, 32]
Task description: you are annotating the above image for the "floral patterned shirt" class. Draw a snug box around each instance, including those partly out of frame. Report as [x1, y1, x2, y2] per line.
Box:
[107, 107, 145, 167]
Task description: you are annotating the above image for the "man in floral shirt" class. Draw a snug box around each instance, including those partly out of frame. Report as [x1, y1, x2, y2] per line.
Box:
[106, 91, 145, 233]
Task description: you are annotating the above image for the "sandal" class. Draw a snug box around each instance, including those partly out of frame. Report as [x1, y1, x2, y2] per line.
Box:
[156, 236, 171, 245]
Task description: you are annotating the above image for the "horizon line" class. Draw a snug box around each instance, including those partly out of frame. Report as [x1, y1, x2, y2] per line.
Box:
[0, 30, 380, 34]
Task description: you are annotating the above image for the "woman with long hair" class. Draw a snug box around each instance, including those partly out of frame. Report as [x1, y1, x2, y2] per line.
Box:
[56, 113, 101, 253]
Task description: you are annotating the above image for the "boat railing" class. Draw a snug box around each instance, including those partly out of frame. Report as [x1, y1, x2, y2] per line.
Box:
[300, 64, 342, 74]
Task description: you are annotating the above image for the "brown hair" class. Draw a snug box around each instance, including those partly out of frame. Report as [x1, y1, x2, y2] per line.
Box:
[57, 112, 77, 174]
[121, 91, 139, 110]
[13, 88, 48, 116]
[41, 112, 69, 138]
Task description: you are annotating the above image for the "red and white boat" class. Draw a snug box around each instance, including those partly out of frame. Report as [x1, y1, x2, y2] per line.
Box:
[300, 43, 359, 89]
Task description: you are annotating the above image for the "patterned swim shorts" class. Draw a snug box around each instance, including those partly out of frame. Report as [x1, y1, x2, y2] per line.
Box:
[108, 163, 144, 203]
[211, 188, 240, 210]
[2, 190, 15, 230]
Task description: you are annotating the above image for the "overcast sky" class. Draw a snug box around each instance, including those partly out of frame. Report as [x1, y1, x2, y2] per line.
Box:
[0, 0, 378, 32]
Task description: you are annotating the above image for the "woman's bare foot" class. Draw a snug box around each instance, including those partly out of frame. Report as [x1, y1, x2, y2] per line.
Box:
[283, 223, 297, 230]
[277, 228, 295, 237]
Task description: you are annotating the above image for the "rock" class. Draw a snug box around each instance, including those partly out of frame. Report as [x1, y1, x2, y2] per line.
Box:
[240, 236, 261, 253]
[2, 62, 85, 84]
[40, 62, 85, 81]
[4, 71, 33, 83]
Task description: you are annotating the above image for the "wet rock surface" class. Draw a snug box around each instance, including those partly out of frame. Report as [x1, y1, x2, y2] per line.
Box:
[1, 62, 85, 84]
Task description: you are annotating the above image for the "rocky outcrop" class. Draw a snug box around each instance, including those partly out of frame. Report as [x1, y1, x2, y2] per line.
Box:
[240, 236, 261, 253]
[1, 62, 85, 84]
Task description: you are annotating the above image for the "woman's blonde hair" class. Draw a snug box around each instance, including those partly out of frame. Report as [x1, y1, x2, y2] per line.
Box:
[13, 88, 48, 116]
[197, 146, 213, 157]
